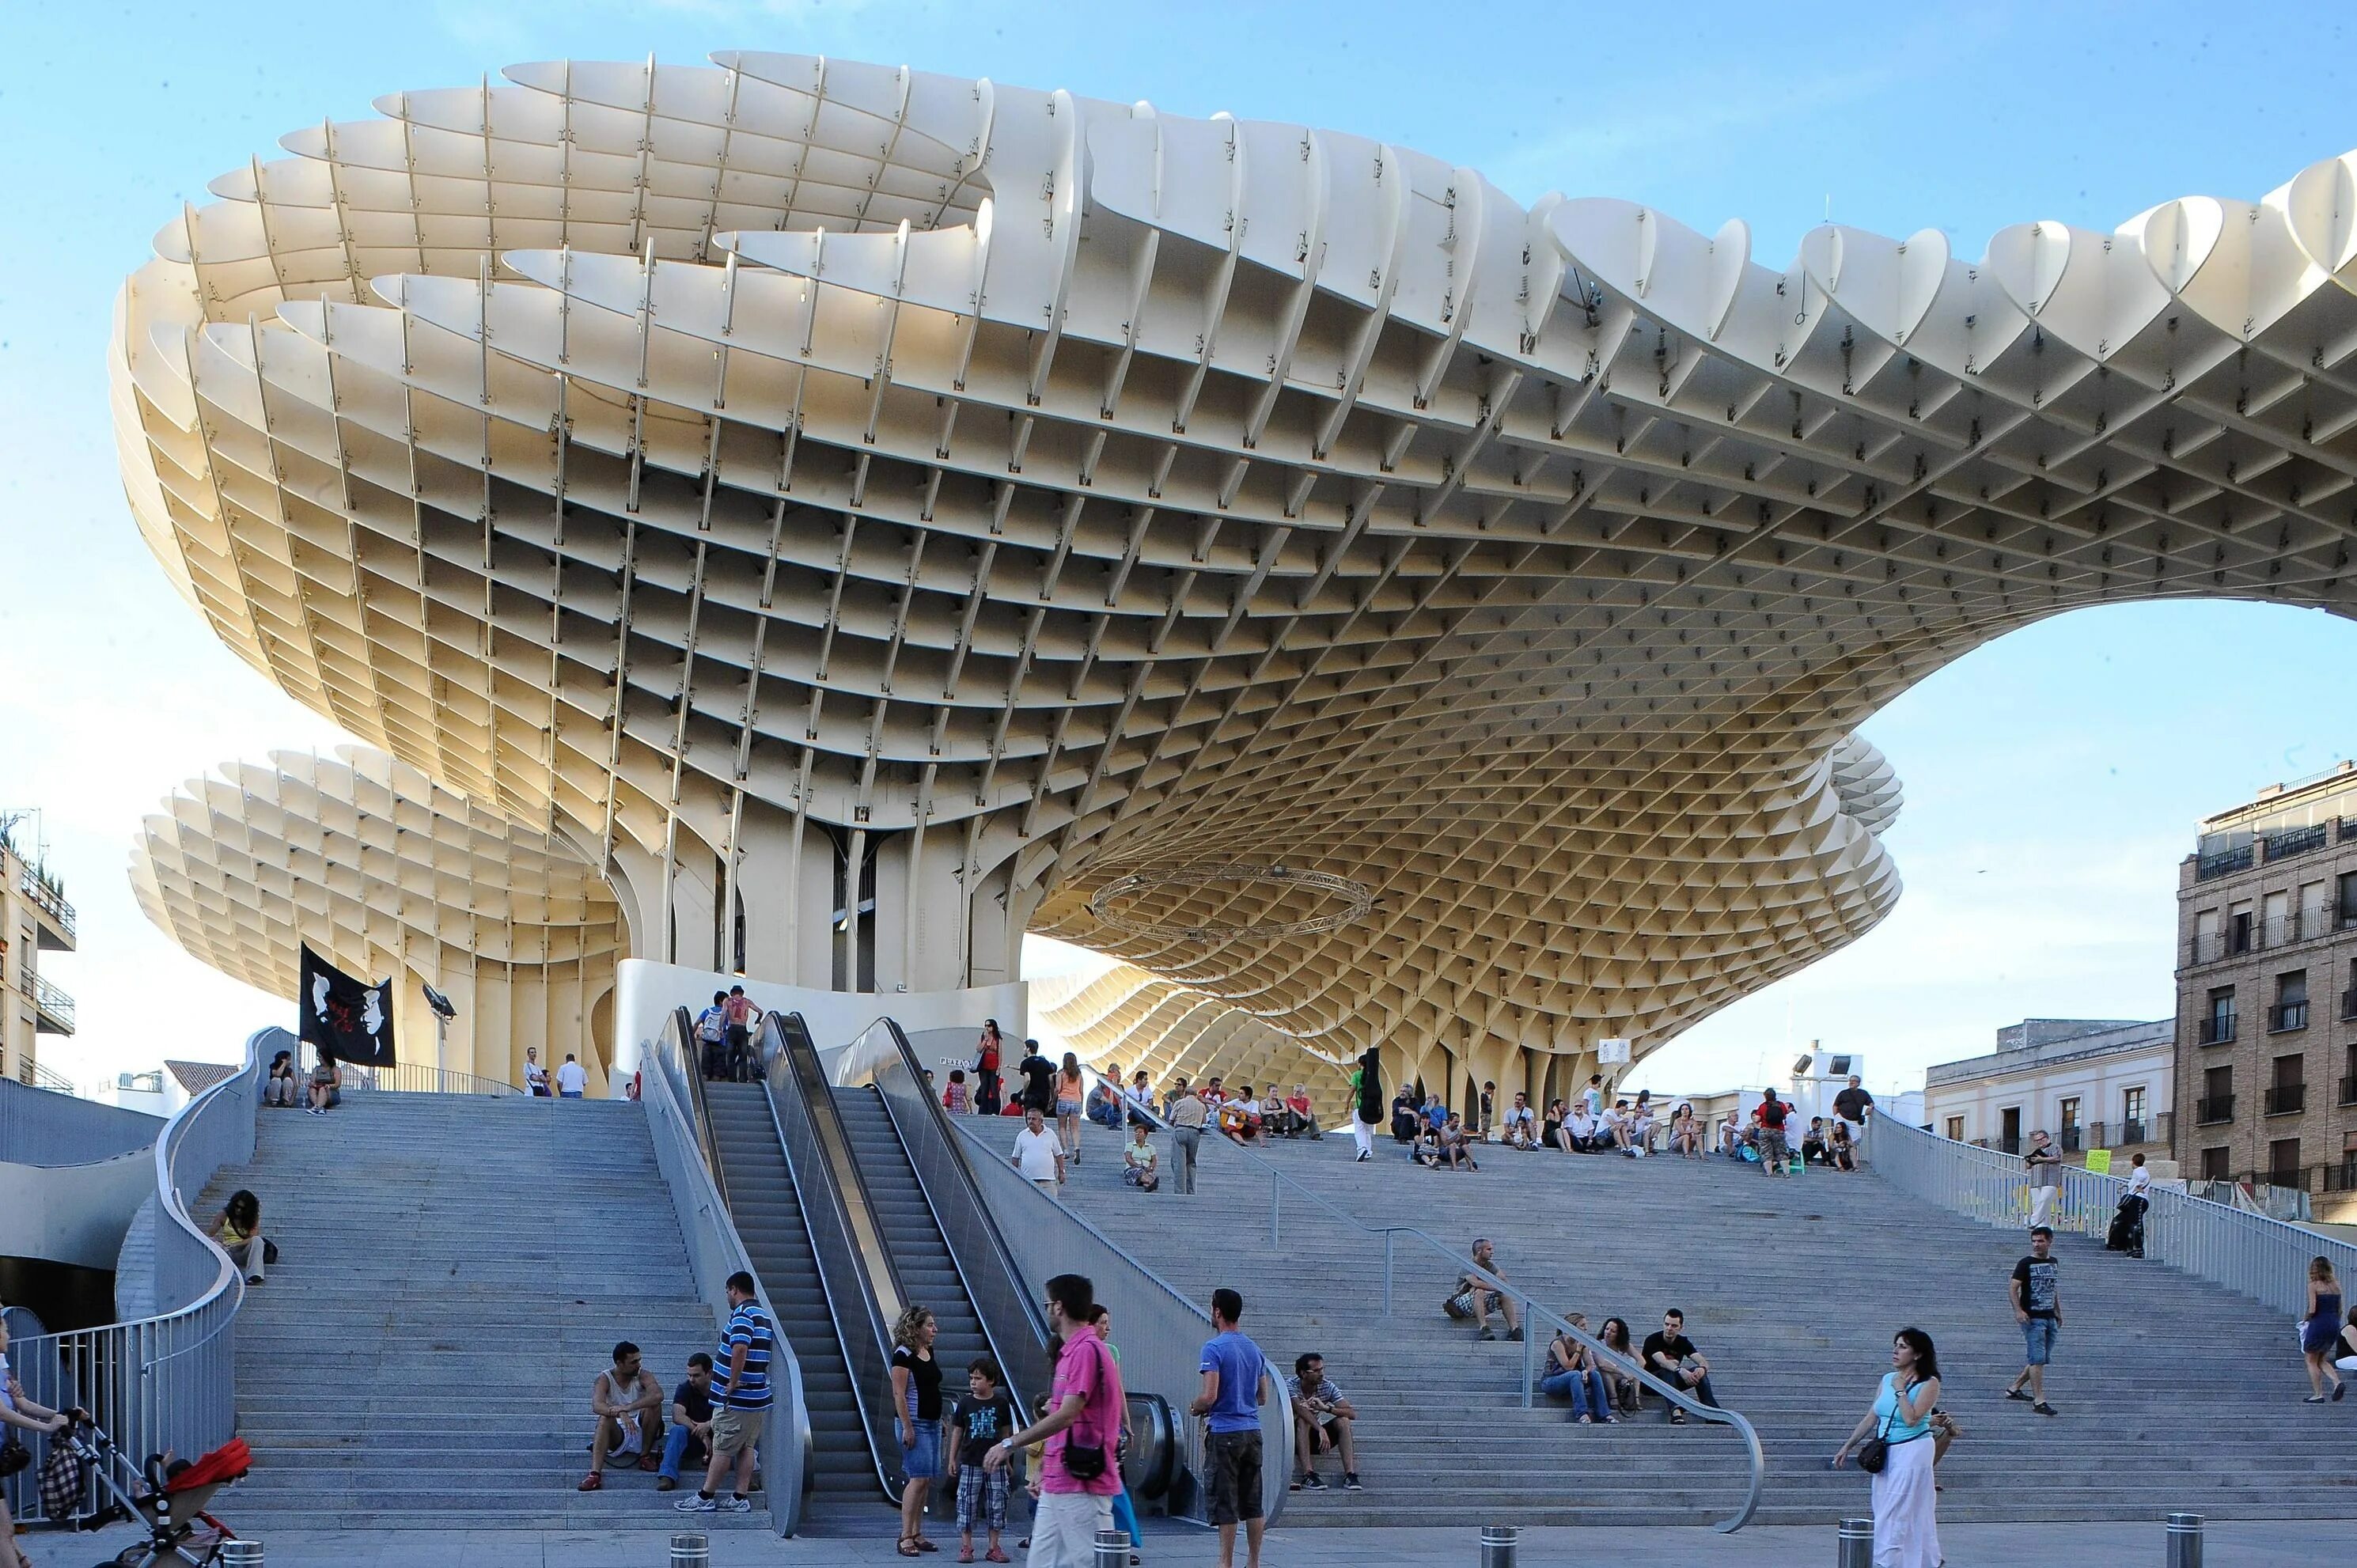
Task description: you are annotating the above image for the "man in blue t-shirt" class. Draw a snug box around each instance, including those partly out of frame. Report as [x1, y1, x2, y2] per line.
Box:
[1191, 1287, 1271, 1568]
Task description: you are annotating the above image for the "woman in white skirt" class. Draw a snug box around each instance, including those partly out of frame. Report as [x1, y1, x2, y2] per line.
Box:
[1832, 1327, 1942, 1568]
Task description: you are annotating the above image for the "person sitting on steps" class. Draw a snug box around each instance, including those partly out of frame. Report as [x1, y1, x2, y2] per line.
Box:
[1642, 1309, 1720, 1425]
[1286, 1352, 1362, 1491]
[1122, 1122, 1161, 1191]
[1539, 1314, 1616, 1424]
[1438, 1112, 1480, 1170]
[263, 1049, 300, 1108]
[1499, 1091, 1538, 1150]
[1444, 1238, 1522, 1340]
[581, 1339, 665, 1489]
[657, 1354, 716, 1492]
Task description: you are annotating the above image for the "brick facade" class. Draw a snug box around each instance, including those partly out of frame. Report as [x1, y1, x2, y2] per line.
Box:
[2172, 767, 2357, 1206]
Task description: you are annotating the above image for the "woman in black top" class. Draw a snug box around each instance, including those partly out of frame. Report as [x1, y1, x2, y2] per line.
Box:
[264, 1050, 300, 1108]
[890, 1305, 944, 1555]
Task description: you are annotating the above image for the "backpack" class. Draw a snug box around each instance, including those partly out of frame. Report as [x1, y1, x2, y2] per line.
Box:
[696, 1008, 725, 1043]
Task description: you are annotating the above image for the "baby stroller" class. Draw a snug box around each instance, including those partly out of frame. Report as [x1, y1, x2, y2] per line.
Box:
[2105, 1192, 2148, 1258]
[48, 1417, 251, 1567]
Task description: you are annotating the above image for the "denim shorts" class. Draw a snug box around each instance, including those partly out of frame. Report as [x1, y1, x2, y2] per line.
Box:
[2022, 1316, 2059, 1365]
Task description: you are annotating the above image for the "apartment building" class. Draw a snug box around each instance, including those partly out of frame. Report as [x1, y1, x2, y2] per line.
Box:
[0, 818, 77, 1086]
[2173, 763, 2357, 1214]
[1925, 1017, 2174, 1163]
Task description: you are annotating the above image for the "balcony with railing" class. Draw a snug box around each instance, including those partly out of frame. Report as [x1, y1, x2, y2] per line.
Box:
[2324, 1160, 2357, 1194]
[16, 864, 76, 946]
[2059, 1125, 2083, 1153]
[2185, 904, 2354, 968]
[2086, 1114, 2171, 1149]
[2198, 1013, 2238, 1046]
[2270, 1001, 2309, 1032]
[2261, 823, 2331, 865]
[29, 971, 74, 1034]
[2264, 1083, 2307, 1116]
[2195, 845, 2255, 881]
[2196, 1093, 2236, 1125]
[2339, 1074, 2357, 1108]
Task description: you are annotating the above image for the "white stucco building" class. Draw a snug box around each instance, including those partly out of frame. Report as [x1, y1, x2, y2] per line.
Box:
[1923, 1017, 2174, 1165]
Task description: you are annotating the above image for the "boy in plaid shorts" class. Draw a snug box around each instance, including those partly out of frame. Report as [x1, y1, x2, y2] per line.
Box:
[944, 1358, 1019, 1563]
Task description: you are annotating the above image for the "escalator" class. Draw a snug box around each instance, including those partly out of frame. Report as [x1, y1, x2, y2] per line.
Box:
[703, 1081, 876, 1506]
[833, 1088, 1013, 1404]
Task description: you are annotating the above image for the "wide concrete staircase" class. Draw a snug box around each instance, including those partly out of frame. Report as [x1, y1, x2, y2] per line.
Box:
[207, 1094, 769, 1530]
[1033, 1112, 2357, 1528]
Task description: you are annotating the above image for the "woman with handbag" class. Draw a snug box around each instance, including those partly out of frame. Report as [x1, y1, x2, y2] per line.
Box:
[1832, 1327, 1942, 1568]
[0, 1305, 83, 1568]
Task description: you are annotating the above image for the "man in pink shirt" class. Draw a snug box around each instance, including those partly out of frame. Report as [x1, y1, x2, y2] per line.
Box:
[982, 1273, 1125, 1565]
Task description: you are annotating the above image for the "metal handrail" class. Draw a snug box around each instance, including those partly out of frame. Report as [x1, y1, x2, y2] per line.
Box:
[294, 1040, 518, 1096]
[860, 1018, 1054, 1416]
[1134, 1089, 1764, 1532]
[1866, 1115, 2357, 1317]
[762, 1012, 904, 1501]
[17, 862, 76, 936]
[659, 1008, 731, 1213]
[29, 971, 74, 1031]
[642, 1008, 809, 1536]
[949, 1114, 1291, 1527]
[3, 1025, 268, 1524]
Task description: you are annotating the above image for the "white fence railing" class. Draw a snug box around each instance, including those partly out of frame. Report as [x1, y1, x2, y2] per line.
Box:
[2, 1027, 271, 1524]
[1867, 1115, 2357, 1318]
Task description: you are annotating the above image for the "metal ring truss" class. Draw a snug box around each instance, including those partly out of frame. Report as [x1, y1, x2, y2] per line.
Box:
[1087, 863, 1374, 943]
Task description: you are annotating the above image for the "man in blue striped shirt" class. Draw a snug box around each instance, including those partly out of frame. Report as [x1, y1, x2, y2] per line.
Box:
[676, 1271, 773, 1513]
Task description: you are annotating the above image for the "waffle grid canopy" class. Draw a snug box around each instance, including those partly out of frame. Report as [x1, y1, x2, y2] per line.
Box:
[131, 747, 622, 1087]
[109, 51, 2357, 1085]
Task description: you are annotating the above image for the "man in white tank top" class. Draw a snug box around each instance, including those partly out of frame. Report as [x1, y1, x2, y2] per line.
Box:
[581, 1340, 665, 1490]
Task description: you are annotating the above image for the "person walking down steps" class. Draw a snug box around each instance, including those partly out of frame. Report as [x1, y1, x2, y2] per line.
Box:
[2302, 1256, 2346, 1403]
[2004, 1227, 2063, 1417]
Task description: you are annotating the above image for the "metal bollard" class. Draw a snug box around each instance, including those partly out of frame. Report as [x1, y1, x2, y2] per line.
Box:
[1836, 1516, 1873, 1568]
[670, 1531, 712, 1568]
[1480, 1523, 1518, 1568]
[2165, 1512, 2204, 1568]
[1094, 1526, 1131, 1568]
[219, 1543, 263, 1568]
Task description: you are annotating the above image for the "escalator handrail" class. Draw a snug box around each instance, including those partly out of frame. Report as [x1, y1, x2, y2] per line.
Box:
[663, 1006, 731, 1213]
[1124, 1392, 1178, 1502]
[862, 1017, 1054, 1421]
[760, 1011, 908, 1501]
[642, 1008, 811, 1535]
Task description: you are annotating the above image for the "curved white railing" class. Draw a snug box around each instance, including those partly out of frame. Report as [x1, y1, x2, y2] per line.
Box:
[2, 1027, 271, 1524]
[1867, 1115, 2357, 1317]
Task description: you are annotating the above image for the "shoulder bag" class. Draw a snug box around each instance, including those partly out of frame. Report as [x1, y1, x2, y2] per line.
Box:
[1857, 1378, 1908, 1474]
[1055, 1341, 1112, 1482]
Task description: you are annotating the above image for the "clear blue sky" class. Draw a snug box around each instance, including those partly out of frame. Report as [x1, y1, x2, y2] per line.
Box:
[2, 1, 2353, 1093]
